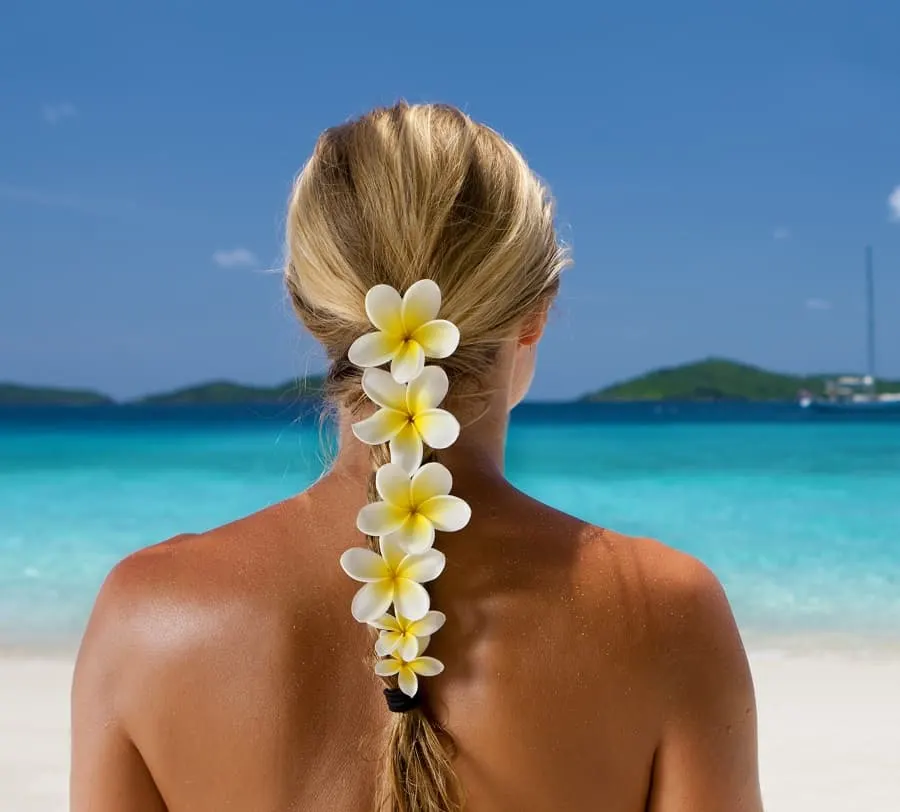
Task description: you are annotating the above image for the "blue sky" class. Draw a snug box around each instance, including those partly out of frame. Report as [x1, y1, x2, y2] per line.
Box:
[2, 0, 899, 400]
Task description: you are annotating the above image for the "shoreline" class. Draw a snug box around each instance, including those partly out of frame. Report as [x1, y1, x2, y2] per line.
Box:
[2, 639, 900, 810]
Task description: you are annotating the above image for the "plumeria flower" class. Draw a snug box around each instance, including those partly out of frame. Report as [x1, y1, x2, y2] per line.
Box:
[357, 462, 470, 552]
[371, 611, 446, 661]
[339, 535, 445, 623]
[352, 367, 460, 474]
[347, 280, 460, 384]
[375, 651, 445, 698]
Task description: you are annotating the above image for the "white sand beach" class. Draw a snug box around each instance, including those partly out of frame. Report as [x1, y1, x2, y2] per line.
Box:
[2, 646, 899, 811]
[0, 656, 72, 812]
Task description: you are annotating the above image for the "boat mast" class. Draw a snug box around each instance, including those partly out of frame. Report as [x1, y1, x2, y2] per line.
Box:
[866, 245, 876, 392]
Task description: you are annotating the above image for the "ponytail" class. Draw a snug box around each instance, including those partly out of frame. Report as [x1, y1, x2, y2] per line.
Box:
[378, 705, 461, 811]
[339, 281, 470, 811]
[365, 445, 462, 812]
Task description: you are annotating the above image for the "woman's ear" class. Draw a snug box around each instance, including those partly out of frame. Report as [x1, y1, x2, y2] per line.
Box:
[518, 305, 549, 347]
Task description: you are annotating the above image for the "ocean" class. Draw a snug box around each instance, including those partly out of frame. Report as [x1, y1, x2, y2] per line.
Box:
[1, 402, 899, 648]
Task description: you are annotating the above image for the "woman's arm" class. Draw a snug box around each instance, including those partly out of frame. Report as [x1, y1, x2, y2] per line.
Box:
[70, 566, 168, 812]
[647, 561, 764, 812]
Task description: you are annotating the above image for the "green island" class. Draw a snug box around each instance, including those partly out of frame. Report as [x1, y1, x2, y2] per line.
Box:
[136, 377, 326, 405]
[4, 360, 899, 405]
[582, 358, 900, 402]
[0, 377, 325, 406]
[0, 383, 114, 406]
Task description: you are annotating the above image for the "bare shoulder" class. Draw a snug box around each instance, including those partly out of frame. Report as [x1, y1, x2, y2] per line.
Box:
[82, 527, 233, 645]
[623, 534, 748, 670]
[574, 527, 737, 633]
[74, 498, 316, 715]
[77, 532, 200, 660]
[580, 528, 756, 731]
[70, 498, 344, 809]
[569, 526, 750, 684]
[571, 534, 763, 808]
[75, 531, 222, 701]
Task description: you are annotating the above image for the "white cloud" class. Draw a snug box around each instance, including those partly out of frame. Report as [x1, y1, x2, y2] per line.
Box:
[773, 227, 791, 240]
[212, 247, 258, 268]
[805, 298, 832, 311]
[0, 182, 136, 216]
[42, 102, 77, 125]
[888, 186, 900, 222]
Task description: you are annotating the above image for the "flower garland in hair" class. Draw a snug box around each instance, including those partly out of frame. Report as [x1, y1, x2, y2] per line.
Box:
[340, 280, 470, 700]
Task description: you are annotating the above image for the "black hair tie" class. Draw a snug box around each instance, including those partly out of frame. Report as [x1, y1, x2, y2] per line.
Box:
[384, 687, 421, 713]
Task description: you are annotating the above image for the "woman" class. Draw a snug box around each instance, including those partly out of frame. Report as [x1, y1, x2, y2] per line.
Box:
[72, 102, 762, 812]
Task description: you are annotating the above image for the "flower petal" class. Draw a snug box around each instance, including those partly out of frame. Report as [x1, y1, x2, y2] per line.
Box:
[351, 408, 407, 445]
[408, 610, 446, 638]
[370, 613, 402, 632]
[348, 331, 404, 368]
[389, 422, 423, 474]
[340, 547, 391, 582]
[414, 409, 460, 449]
[375, 463, 413, 509]
[356, 501, 408, 537]
[406, 365, 449, 413]
[397, 665, 419, 698]
[401, 279, 441, 333]
[411, 462, 453, 504]
[387, 513, 435, 554]
[398, 634, 420, 662]
[351, 582, 394, 622]
[379, 534, 407, 572]
[393, 579, 431, 620]
[418, 495, 471, 533]
[409, 656, 444, 677]
[374, 657, 402, 677]
[390, 340, 425, 384]
[365, 285, 404, 336]
[375, 631, 402, 657]
[361, 368, 408, 412]
[398, 549, 446, 584]
[412, 320, 460, 359]
[415, 635, 431, 656]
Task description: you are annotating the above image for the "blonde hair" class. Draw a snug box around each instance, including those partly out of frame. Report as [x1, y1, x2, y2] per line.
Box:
[285, 102, 568, 811]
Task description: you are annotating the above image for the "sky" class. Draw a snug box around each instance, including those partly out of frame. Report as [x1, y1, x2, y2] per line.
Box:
[1, 0, 899, 401]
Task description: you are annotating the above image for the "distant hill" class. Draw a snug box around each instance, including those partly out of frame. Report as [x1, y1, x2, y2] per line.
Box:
[0, 383, 113, 406]
[583, 358, 861, 402]
[6, 361, 899, 406]
[135, 376, 326, 405]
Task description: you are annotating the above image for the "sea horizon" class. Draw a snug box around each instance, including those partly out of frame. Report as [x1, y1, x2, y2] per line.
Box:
[2, 402, 899, 651]
[6, 355, 900, 409]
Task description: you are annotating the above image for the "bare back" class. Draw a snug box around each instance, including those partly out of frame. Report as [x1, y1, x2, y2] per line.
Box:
[72, 468, 761, 812]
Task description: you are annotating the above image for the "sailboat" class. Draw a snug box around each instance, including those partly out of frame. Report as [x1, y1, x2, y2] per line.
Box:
[800, 246, 900, 413]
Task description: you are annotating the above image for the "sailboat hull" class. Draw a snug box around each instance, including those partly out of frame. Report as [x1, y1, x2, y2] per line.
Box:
[805, 399, 900, 413]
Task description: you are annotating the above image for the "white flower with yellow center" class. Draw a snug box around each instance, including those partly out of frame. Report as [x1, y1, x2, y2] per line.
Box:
[371, 611, 446, 661]
[351, 366, 460, 474]
[347, 280, 460, 384]
[339, 535, 445, 623]
[374, 649, 445, 698]
[356, 462, 471, 553]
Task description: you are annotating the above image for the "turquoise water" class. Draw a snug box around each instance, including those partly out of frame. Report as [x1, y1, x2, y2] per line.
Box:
[2, 404, 899, 646]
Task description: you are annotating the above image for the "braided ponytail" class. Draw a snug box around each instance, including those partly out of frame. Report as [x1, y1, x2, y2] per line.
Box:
[340, 281, 468, 809]
[364, 444, 462, 812]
